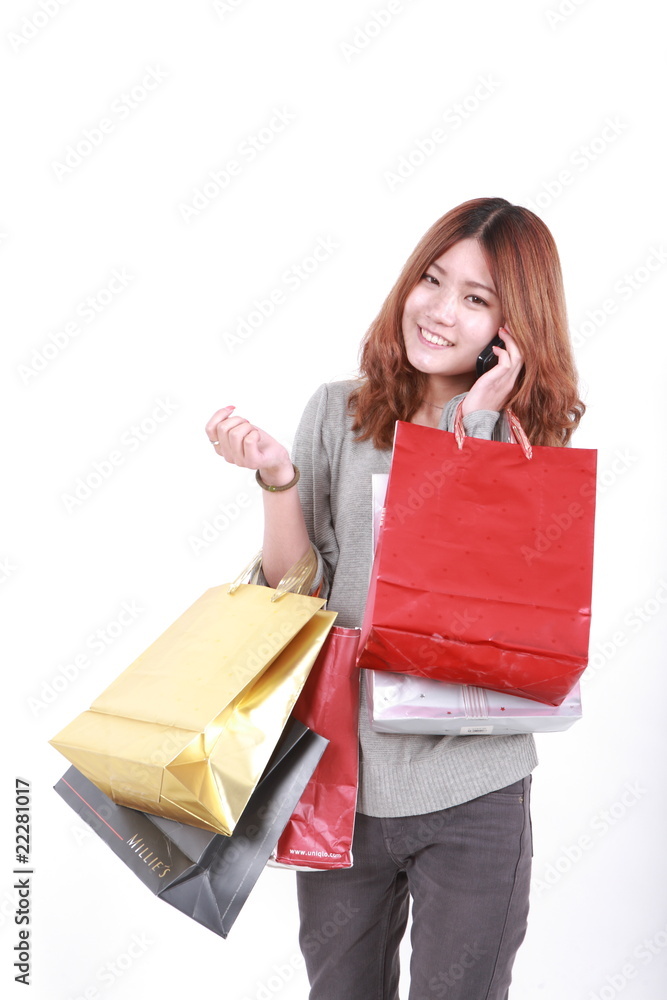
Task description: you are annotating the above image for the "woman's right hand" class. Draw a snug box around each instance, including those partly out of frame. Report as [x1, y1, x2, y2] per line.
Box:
[205, 405, 295, 486]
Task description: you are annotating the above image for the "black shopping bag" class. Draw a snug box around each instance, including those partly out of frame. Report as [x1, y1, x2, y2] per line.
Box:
[54, 719, 327, 937]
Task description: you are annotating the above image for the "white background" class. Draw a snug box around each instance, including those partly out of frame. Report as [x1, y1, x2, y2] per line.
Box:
[2, 1, 666, 998]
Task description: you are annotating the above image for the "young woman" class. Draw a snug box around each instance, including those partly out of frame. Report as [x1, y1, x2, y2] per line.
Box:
[206, 197, 585, 1000]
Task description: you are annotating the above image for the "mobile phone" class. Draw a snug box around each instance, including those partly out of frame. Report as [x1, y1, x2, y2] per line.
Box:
[476, 333, 505, 378]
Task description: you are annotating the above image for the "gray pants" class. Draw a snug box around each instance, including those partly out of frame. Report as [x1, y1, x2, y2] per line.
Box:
[296, 776, 533, 1000]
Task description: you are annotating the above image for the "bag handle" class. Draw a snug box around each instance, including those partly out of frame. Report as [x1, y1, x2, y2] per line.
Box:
[227, 545, 320, 602]
[453, 400, 532, 460]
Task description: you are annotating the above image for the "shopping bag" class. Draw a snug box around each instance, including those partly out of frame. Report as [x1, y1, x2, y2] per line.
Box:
[364, 473, 584, 734]
[357, 403, 597, 706]
[50, 550, 337, 835]
[272, 626, 361, 870]
[366, 669, 582, 735]
[54, 719, 328, 937]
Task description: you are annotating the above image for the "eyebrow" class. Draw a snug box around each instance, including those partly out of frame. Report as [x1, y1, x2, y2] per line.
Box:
[428, 261, 498, 298]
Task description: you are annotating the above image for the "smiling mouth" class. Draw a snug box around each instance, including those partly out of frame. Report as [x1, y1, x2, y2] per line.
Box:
[419, 326, 454, 348]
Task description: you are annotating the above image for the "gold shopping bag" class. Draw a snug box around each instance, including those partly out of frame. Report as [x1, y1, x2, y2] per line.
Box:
[50, 550, 337, 836]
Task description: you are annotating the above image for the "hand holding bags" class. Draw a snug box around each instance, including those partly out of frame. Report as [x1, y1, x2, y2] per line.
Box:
[50, 549, 337, 836]
[357, 404, 597, 706]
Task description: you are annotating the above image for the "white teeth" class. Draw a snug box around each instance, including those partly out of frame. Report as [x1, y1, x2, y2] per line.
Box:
[420, 327, 453, 347]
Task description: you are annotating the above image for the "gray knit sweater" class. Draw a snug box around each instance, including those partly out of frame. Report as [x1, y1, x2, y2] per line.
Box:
[274, 379, 539, 817]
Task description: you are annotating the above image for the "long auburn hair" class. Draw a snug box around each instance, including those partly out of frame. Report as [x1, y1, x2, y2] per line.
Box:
[348, 197, 585, 448]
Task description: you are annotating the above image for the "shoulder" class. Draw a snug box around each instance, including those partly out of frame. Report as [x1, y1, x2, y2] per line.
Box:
[309, 378, 361, 404]
[293, 379, 363, 451]
[300, 378, 362, 422]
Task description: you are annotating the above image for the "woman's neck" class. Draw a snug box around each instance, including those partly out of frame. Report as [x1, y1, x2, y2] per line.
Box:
[411, 372, 475, 424]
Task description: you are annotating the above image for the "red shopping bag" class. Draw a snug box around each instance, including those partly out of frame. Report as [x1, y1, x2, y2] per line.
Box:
[273, 626, 360, 870]
[357, 404, 597, 707]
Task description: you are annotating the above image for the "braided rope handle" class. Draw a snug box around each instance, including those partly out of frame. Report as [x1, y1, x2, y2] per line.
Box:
[453, 400, 532, 459]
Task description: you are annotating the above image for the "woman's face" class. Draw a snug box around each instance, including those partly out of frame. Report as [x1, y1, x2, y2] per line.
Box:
[401, 238, 505, 379]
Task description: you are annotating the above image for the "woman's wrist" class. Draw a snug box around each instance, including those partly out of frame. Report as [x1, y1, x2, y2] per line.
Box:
[461, 393, 501, 418]
[257, 460, 296, 488]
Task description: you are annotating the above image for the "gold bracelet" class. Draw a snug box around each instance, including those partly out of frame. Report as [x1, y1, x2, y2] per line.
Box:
[255, 464, 300, 492]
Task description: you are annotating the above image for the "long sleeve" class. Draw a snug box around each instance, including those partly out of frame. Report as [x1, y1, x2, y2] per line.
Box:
[254, 383, 337, 596]
[439, 393, 503, 440]
[290, 383, 340, 600]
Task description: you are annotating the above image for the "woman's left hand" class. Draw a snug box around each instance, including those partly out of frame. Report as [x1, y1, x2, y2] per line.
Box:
[461, 326, 524, 416]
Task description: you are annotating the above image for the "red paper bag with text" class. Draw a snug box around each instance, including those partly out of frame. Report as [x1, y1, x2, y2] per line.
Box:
[357, 406, 597, 706]
[273, 626, 360, 870]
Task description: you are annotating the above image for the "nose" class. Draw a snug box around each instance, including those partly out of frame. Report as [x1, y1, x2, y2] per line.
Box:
[425, 290, 456, 327]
